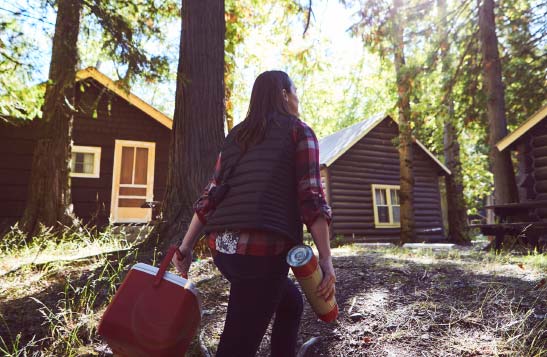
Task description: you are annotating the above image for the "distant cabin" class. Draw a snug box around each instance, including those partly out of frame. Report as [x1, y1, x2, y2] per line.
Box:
[319, 114, 451, 242]
[496, 103, 547, 219]
[0, 67, 172, 229]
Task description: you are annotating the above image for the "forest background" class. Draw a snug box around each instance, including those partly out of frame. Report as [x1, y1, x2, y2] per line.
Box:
[1, 1, 546, 355]
[2, 0, 545, 220]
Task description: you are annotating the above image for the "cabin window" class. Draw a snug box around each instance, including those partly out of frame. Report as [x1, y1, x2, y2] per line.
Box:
[371, 184, 400, 228]
[70, 146, 101, 178]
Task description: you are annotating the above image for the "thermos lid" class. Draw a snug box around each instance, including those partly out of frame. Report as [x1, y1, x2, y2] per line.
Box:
[286, 245, 314, 267]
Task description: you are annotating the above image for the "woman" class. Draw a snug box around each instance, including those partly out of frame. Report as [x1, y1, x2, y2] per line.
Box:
[172, 70, 335, 357]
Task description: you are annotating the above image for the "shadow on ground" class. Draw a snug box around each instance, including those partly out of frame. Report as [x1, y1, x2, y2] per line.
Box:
[1, 247, 545, 356]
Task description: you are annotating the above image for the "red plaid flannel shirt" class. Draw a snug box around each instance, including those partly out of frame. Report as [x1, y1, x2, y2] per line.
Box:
[194, 119, 332, 256]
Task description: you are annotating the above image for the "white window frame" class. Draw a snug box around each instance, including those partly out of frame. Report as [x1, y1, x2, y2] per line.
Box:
[371, 184, 401, 228]
[70, 145, 101, 178]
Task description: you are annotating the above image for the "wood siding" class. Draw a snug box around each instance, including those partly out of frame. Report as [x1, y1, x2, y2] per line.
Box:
[0, 121, 39, 228]
[530, 118, 547, 219]
[327, 118, 446, 242]
[0, 78, 171, 228]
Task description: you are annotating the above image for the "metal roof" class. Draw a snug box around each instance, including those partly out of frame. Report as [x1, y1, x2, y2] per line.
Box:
[318, 113, 451, 175]
[497, 103, 547, 151]
[319, 113, 385, 167]
[76, 67, 173, 129]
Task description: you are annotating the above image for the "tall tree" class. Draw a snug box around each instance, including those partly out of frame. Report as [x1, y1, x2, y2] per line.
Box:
[160, 0, 226, 244]
[348, 0, 421, 243]
[438, 0, 470, 244]
[478, 0, 518, 204]
[391, 0, 416, 244]
[20, 0, 82, 236]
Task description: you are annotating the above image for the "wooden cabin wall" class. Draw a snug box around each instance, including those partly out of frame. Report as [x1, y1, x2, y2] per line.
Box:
[72, 79, 170, 226]
[530, 118, 547, 219]
[412, 146, 446, 240]
[0, 121, 39, 230]
[515, 139, 535, 202]
[328, 119, 446, 242]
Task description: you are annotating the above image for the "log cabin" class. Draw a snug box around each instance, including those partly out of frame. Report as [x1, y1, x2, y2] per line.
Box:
[496, 103, 547, 220]
[319, 114, 451, 242]
[0, 67, 172, 229]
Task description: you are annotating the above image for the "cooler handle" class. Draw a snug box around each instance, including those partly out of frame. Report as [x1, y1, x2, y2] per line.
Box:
[154, 245, 187, 286]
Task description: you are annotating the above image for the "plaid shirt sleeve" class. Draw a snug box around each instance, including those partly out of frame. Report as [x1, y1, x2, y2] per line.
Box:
[293, 120, 332, 230]
[193, 153, 222, 225]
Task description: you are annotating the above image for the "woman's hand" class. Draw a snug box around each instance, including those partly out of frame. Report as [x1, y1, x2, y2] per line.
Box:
[316, 256, 336, 301]
[172, 245, 193, 278]
[170, 213, 205, 277]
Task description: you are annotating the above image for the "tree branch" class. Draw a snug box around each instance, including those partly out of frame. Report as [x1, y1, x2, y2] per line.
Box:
[0, 5, 54, 26]
[302, 0, 313, 37]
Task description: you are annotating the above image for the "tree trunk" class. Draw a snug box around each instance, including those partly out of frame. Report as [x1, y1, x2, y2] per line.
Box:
[392, 0, 416, 244]
[159, 0, 226, 246]
[478, 0, 518, 204]
[20, 0, 82, 237]
[438, 0, 470, 245]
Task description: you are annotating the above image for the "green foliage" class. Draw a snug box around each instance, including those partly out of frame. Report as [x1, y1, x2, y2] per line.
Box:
[79, 0, 178, 85]
[498, 0, 547, 128]
[0, 222, 134, 259]
[0, 0, 179, 119]
[228, 1, 396, 138]
[347, 0, 546, 215]
[0, 16, 44, 119]
[0, 333, 40, 357]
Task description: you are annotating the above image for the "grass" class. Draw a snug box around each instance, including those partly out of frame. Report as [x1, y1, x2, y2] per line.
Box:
[354, 242, 547, 271]
[0, 223, 147, 276]
[346, 243, 547, 356]
[1, 228, 545, 356]
[0, 224, 147, 356]
[30, 252, 133, 356]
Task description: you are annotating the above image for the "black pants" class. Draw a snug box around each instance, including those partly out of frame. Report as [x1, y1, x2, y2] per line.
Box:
[213, 252, 303, 357]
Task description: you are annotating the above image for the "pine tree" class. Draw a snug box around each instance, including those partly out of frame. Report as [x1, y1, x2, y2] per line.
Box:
[438, 0, 470, 244]
[478, 0, 518, 204]
[392, 0, 417, 244]
[159, 0, 226, 245]
[20, 0, 82, 236]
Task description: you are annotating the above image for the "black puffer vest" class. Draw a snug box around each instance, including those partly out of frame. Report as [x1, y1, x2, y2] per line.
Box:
[204, 113, 304, 243]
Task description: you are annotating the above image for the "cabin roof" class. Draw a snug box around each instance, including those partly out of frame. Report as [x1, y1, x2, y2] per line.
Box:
[496, 103, 547, 151]
[318, 113, 451, 175]
[76, 67, 173, 129]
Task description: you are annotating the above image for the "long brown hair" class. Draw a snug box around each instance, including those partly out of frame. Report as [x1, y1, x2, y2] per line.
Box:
[235, 70, 294, 151]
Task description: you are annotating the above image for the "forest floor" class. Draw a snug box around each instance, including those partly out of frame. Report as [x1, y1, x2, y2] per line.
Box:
[0, 235, 546, 356]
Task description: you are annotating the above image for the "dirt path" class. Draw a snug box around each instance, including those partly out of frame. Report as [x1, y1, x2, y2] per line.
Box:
[1, 245, 545, 356]
[195, 245, 546, 356]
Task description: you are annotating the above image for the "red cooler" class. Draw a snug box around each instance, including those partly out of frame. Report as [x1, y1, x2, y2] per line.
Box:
[98, 246, 201, 357]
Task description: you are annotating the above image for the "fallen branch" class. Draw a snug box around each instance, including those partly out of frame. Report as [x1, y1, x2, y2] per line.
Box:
[297, 336, 321, 357]
[199, 329, 211, 357]
[348, 296, 357, 315]
[1, 247, 133, 277]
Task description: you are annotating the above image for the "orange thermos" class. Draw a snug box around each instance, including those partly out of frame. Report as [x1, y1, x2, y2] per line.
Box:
[287, 245, 338, 322]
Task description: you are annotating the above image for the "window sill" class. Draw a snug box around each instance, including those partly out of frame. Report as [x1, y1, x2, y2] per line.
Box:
[374, 224, 401, 228]
[70, 173, 100, 178]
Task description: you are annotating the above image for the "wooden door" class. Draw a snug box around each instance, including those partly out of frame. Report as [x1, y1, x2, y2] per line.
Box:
[111, 140, 156, 223]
